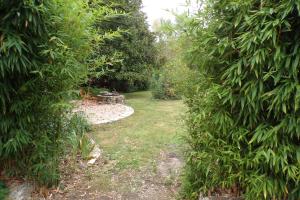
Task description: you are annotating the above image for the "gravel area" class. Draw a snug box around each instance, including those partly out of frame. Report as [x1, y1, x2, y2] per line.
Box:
[73, 101, 134, 125]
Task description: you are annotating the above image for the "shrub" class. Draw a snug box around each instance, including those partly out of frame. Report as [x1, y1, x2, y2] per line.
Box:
[183, 1, 300, 199]
[0, 0, 92, 186]
[151, 17, 193, 100]
[151, 68, 180, 100]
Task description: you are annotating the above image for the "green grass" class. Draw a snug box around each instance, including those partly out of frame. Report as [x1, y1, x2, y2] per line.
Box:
[92, 91, 186, 170]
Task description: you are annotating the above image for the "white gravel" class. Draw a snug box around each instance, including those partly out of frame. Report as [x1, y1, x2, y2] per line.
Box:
[73, 101, 134, 125]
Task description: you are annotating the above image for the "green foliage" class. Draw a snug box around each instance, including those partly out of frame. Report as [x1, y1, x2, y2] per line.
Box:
[151, 69, 179, 100]
[0, 0, 92, 186]
[88, 0, 156, 92]
[182, 0, 300, 199]
[66, 114, 92, 159]
[0, 181, 8, 200]
[151, 16, 193, 100]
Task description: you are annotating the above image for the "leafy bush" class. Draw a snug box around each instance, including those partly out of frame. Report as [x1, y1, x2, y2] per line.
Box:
[151, 70, 178, 100]
[0, 0, 92, 186]
[182, 1, 300, 199]
[151, 17, 193, 100]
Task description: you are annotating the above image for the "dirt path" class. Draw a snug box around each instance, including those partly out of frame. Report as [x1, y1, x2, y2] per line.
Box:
[38, 92, 186, 200]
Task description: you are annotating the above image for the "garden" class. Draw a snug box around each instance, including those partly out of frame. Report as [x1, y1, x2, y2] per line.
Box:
[0, 0, 299, 200]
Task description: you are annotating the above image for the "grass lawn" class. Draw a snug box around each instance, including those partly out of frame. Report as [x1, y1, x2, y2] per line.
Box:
[34, 91, 187, 200]
[92, 91, 186, 170]
[82, 91, 187, 199]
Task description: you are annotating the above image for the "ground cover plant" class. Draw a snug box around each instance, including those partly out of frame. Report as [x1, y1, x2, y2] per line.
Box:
[182, 0, 300, 199]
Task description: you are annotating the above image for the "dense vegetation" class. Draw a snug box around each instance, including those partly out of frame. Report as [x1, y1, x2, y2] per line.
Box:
[89, 0, 156, 92]
[0, 0, 92, 185]
[151, 17, 192, 99]
[1, 0, 299, 199]
[181, 1, 300, 199]
[0, 0, 157, 189]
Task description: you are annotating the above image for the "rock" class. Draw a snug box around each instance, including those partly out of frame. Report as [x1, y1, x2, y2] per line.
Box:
[87, 139, 102, 166]
[96, 94, 125, 104]
[9, 182, 33, 200]
[79, 160, 87, 169]
[198, 194, 242, 200]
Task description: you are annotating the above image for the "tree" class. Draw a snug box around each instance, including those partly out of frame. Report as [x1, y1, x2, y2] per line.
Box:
[89, 0, 156, 91]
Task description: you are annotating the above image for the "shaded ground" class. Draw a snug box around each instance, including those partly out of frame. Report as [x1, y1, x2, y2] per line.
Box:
[37, 91, 186, 200]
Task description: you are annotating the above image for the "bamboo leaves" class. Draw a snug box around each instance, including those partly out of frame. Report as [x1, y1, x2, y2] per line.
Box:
[0, 0, 91, 185]
[183, 0, 300, 199]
